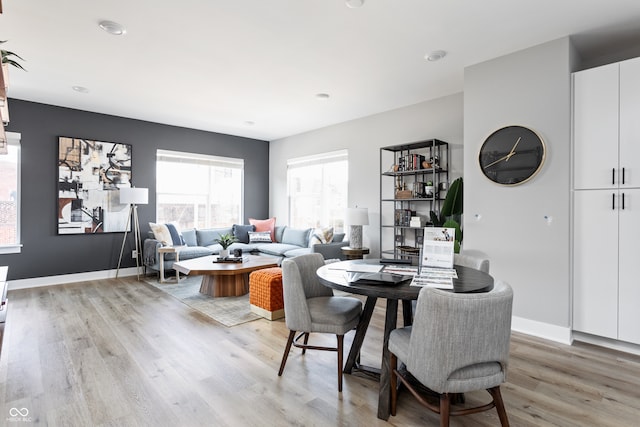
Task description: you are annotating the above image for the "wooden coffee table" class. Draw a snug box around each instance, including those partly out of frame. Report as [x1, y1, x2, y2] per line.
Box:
[173, 254, 278, 297]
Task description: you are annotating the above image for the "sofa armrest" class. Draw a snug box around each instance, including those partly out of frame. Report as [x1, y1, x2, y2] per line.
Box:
[311, 241, 350, 260]
[143, 238, 163, 268]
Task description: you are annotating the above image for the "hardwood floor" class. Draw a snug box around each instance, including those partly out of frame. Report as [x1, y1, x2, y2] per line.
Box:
[1, 277, 639, 426]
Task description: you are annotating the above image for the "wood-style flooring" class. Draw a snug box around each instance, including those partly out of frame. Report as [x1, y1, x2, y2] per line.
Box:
[0, 277, 639, 426]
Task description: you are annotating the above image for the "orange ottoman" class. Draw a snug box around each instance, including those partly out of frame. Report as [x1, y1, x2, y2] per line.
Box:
[249, 267, 284, 320]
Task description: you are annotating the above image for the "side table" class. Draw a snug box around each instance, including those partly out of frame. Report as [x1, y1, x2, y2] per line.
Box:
[341, 247, 370, 260]
[158, 245, 185, 283]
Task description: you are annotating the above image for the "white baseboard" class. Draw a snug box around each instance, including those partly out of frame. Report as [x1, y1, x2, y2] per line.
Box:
[8, 268, 143, 290]
[571, 331, 640, 356]
[511, 315, 572, 345]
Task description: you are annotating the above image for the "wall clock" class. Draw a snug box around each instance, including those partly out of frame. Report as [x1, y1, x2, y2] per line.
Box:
[478, 125, 546, 186]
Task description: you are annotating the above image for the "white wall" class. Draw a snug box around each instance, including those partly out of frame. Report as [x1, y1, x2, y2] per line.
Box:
[463, 37, 573, 330]
[270, 93, 463, 258]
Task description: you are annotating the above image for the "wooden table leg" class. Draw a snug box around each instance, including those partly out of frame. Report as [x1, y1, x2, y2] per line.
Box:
[402, 299, 413, 326]
[378, 298, 398, 420]
[344, 296, 377, 374]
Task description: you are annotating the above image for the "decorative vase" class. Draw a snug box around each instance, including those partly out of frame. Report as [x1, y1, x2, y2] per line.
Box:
[219, 249, 229, 258]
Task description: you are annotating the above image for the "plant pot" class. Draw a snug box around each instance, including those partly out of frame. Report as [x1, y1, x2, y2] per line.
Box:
[219, 249, 229, 258]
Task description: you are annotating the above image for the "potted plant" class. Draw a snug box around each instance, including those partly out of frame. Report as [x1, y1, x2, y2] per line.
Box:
[1, 40, 26, 71]
[215, 233, 238, 258]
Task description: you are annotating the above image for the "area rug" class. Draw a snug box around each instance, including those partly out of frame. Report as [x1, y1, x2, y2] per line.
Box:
[144, 275, 261, 327]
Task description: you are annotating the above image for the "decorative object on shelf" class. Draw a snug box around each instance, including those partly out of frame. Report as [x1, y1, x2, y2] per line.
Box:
[346, 207, 369, 249]
[395, 189, 413, 199]
[58, 137, 133, 234]
[116, 187, 148, 280]
[479, 125, 546, 186]
[214, 233, 239, 258]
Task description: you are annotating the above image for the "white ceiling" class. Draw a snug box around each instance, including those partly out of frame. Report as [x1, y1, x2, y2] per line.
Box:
[2, 0, 640, 141]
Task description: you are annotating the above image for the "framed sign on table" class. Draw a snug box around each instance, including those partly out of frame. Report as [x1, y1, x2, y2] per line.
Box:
[57, 136, 132, 234]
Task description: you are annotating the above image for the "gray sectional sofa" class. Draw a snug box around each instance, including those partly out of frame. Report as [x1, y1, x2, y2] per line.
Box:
[143, 224, 349, 275]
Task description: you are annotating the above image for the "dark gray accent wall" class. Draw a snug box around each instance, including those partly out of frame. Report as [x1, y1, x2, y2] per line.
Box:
[1, 99, 269, 280]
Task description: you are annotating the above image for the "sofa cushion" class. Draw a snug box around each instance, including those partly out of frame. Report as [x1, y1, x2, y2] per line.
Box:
[233, 224, 255, 244]
[283, 247, 312, 258]
[182, 228, 198, 246]
[309, 226, 334, 246]
[249, 231, 272, 243]
[197, 227, 232, 247]
[163, 245, 213, 261]
[249, 217, 276, 241]
[275, 225, 287, 243]
[282, 227, 312, 247]
[257, 243, 302, 257]
[332, 232, 346, 242]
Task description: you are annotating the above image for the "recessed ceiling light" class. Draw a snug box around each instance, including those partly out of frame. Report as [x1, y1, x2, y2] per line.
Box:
[72, 86, 89, 94]
[315, 93, 330, 100]
[244, 121, 255, 126]
[346, 0, 365, 8]
[99, 20, 126, 36]
[425, 50, 447, 62]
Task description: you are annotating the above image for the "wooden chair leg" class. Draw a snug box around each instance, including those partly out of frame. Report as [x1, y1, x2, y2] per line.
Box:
[390, 353, 398, 416]
[302, 332, 310, 355]
[278, 330, 296, 376]
[488, 386, 510, 426]
[439, 393, 451, 427]
[337, 334, 344, 392]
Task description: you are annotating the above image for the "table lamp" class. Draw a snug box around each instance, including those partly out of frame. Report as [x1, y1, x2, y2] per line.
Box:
[116, 187, 149, 280]
[346, 207, 369, 249]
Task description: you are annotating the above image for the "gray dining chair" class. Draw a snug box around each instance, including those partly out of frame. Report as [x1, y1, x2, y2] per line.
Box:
[389, 280, 513, 426]
[454, 249, 490, 273]
[277, 253, 362, 392]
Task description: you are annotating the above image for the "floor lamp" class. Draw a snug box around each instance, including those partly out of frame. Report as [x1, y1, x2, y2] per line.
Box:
[116, 187, 148, 280]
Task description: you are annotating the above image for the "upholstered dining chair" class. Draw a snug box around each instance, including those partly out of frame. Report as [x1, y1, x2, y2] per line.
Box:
[389, 281, 513, 426]
[454, 249, 490, 273]
[278, 253, 362, 392]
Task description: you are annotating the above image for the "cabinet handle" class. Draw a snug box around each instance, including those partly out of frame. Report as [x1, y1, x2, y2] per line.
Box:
[622, 192, 625, 210]
[622, 167, 626, 185]
[612, 168, 615, 185]
[612, 193, 615, 210]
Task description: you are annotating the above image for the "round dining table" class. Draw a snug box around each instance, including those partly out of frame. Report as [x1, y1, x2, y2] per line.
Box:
[316, 260, 494, 420]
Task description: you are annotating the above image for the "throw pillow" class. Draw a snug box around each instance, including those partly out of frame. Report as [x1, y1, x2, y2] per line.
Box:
[309, 226, 334, 246]
[149, 222, 172, 245]
[150, 222, 183, 246]
[181, 228, 197, 246]
[282, 227, 312, 247]
[232, 224, 255, 244]
[249, 217, 276, 241]
[248, 231, 272, 243]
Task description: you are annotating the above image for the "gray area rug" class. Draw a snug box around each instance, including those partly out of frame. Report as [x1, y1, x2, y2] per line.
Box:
[144, 275, 261, 327]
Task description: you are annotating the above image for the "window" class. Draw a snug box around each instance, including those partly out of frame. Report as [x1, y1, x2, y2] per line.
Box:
[0, 132, 21, 254]
[156, 150, 244, 229]
[287, 150, 348, 232]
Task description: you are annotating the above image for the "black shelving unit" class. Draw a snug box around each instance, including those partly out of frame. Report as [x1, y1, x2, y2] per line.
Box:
[380, 139, 449, 261]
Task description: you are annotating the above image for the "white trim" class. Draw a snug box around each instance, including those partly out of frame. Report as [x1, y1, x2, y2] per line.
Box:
[572, 331, 640, 356]
[511, 315, 572, 345]
[8, 268, 144, 290]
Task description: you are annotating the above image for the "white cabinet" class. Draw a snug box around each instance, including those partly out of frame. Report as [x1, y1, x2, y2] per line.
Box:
[573, 57, 640, 190]
[573, 57, 640, 346]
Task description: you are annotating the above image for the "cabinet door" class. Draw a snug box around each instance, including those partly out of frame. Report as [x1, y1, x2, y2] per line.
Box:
[618, 189, 640, 344]
[573, 63, 619, 190]
[573, 190, 618, 339]
[619, 57, 640, 189]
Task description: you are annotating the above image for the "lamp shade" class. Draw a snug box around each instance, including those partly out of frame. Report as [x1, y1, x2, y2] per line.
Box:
[346, 207, 369, 226]
[119, 187, 148, 205]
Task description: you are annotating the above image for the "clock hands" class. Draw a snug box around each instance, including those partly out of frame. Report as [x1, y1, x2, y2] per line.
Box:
[483, 137, 521, 169]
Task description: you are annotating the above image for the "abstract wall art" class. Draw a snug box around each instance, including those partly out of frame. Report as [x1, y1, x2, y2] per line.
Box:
[57, 136, 132, 234]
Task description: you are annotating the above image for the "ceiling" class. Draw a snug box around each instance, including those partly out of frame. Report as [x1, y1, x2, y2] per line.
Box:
[3, 0, 640, 142]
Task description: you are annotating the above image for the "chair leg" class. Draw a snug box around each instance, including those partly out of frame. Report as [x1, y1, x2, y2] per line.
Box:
[278, 330, 296, 376]
[390, 353, 398, 416]
[337, 334, 344, 392]
[439, 393, 451, 427]
[488, 386, 510, 426]
[302, 332, 310, 355]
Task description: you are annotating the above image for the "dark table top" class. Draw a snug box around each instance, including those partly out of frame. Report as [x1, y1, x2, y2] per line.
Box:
[317, 260, 494, 300]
